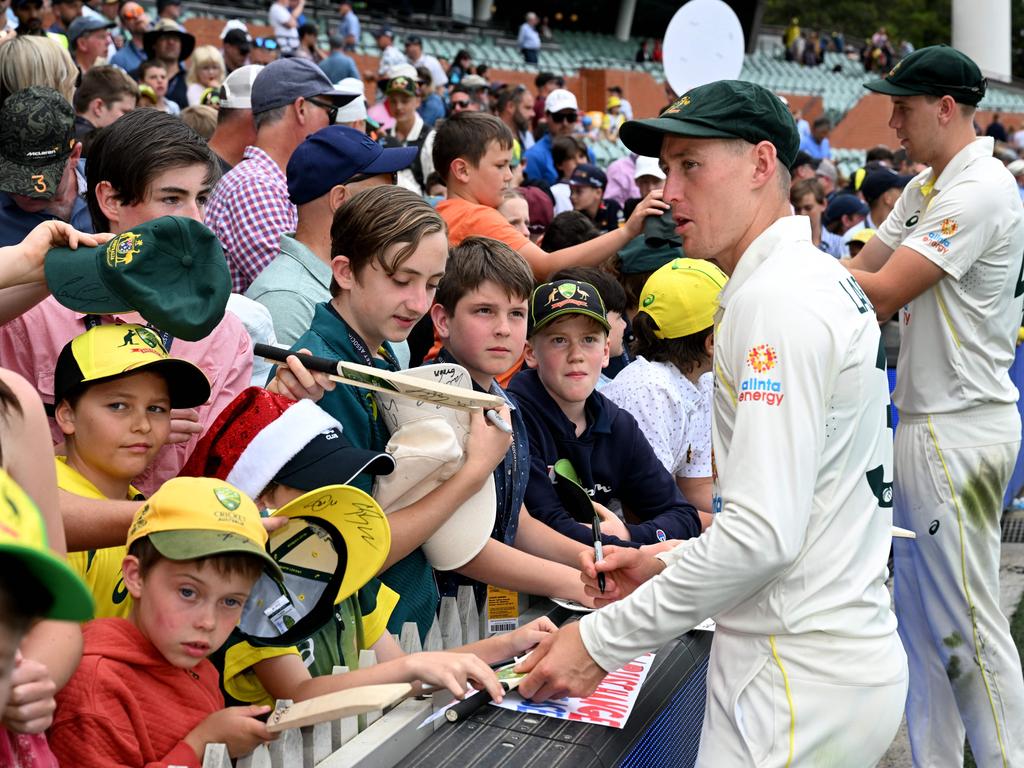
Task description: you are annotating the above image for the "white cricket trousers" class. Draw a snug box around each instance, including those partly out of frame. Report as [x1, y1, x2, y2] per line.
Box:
[695, 627, 907, 767]
[894, 404, 1024, 768]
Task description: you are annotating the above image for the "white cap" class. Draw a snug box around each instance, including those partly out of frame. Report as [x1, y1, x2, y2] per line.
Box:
[1008, 159, 1024, 177]
[334, 78, 367, 123]
[545, 88, 578, 114]
[220, 19, 248, 39]
[385, 63, 419, 82]
[634, 155, 665, 181]
[219, 64, 263, 110]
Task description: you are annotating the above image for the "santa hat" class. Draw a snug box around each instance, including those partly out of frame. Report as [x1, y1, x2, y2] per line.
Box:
[179, 387, 345, 498]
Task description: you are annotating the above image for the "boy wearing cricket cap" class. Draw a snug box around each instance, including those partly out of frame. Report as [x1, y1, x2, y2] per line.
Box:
[517, 80, 906, 767]
[506, 278, 700, 547]
[49, 477, 281, 767]
[847, 44, 1024, 766]
[568, 163, 622, 233]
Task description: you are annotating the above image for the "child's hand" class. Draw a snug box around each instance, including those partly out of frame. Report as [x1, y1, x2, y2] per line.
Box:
[2, 653, 57, 734]
[403, 652, 504, 702]
[498, 617, 557, 658]
[167, 407, 203, 445]
[623, 187, 671, 238]
[594, 502, 630, 541]
[463, 407, 513, 478]
[185, 704, 277, 759]
[265, 349, 336, 402]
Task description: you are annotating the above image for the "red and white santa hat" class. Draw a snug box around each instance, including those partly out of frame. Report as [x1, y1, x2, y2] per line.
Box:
[179, 387, 391, 498]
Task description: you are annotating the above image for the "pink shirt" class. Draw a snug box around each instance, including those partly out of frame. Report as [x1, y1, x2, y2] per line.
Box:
[0, 297, 253, 495]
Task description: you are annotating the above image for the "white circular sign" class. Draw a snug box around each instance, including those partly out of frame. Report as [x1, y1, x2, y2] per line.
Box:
[662, 0, 745, 96]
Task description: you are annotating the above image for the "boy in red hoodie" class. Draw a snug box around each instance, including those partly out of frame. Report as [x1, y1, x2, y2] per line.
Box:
[49, 477, 284, 767]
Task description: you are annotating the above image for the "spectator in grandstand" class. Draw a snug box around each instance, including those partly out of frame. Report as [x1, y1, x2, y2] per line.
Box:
[319, 33, 357, 82]
[11, 0, 45, 37]
[155, 0, 180, 23]
[985, 112, 1009, 143]
[521, 184, 552, 243]
[247, 125, 416, 346]
[336, 1, 359, 51]
[139, 60, 178, 115]
[186, 45, 225, 106]
[140, 18, 192, 110]
[250, 36, 280, 65]
[789, 150, 816, 181]
[540, 210, 599, 252]
[221, 26, 251, 73]
[333, 76, 368, 132]
[109, 2, 149, 73]
[799, 116, 832, 160]
[207, 64, 261, 173]
[822, 192, 868, 256]
[865, 145, 896, 166]
[268, 0, 302, 56]
[404, 35, 446, 91]
[416, 65, 445, 128]
[783, 16, 800, 61]
[847, 227, 876, 257]
[1007, 159, 1024, 202]
[496, 84, 536, 151]
[623, 155, 664, 219]
[635, 39, 651, 63]
[205, 58, 354, 293]
[525, 88, 587, 185]
[48, 0, 81, 39]
[497, 188, 531, 239]
[801, 30, 822, 67]
[181, 104, 218, 139]
[518, 11, 541, 64]
[374, 27, 406, 80]
[607, 85, 632, 121]
[448, 48, 473, 86]
[570, 163, 621, 233]
[603, 96, 626, 140]
[68, 16, 114, 73]
[815, 158, 838, 198]
[532, 71, 563, 129]
[860, 167, 912, 229]
[72, 65, 138, 150]
[0, 88, 91, 246]
[790, 177, 842, 257]
[603, 153, 639, 210]
[294, 22, 324, 62]
[381, 73, 427, 194]
[549, 135, 586, 214]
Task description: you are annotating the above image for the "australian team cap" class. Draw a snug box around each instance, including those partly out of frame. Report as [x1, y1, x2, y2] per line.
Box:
[864, 45, 986, 105]
[619, 80, 800, 170]
[529, 279, 611, 336]
[52, 323, 211, 409]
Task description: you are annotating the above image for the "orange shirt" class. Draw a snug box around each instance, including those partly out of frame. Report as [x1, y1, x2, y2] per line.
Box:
[437, 198, 529, 250]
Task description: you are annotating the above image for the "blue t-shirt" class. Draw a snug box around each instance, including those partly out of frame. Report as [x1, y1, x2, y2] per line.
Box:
[0, 191, 93, 248]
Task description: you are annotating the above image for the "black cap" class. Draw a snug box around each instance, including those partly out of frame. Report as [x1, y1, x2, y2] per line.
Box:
[223, 28, 251, 52]
[864, 45, 987, 106]
[823, 193, 869, 227]
[529, 279, 611, 337]
[568, 163, 607, 189]
[274, 427, 395, 491]
[619, 80, 800, 170]
[860, 168, 914, 203]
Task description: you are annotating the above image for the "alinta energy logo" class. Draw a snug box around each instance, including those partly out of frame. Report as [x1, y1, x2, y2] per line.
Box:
[740, 344, 784, 406]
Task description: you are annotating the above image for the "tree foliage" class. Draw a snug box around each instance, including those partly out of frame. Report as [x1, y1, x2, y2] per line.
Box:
[762, 0, 951, 50]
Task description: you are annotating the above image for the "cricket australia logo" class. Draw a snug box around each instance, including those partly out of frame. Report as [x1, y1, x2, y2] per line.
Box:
[548, 282, 590, 309]
[663, 95, 691, 115]
[214, 487, 241, 511]
[106, 232, 143, 268]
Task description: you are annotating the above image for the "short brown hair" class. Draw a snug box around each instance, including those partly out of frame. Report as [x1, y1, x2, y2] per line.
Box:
[72, 65, 138, 114]
[434, 236, 534, 314]
[790, 177, 825, 206]
[631, 311, 712, 376]
[432, 111, 513, 184]
[180, 104, 218, 140]
[329, 186, 447, 297]
[128, 536, 266, 583]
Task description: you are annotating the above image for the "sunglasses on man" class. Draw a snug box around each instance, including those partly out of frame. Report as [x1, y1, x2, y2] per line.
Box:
[550, 110, 578, 124]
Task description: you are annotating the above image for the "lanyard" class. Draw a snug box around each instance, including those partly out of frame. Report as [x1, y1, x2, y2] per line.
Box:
[82, 314, 174, 352]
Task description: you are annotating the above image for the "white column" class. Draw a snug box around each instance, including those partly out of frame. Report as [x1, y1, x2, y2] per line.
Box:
[473, 0, 491, 24]
[615, 0, 637, 42]
[953, 0, 1011, 82]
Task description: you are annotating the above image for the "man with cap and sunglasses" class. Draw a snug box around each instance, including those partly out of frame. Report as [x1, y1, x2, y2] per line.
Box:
[109, 1, 150, 74]
[204, 58, 355, 294]
[517, 79, 907, 766]
[246, 125, 416, 345]
[525, 88, 592, 186]
[845, 45, 1024, 767]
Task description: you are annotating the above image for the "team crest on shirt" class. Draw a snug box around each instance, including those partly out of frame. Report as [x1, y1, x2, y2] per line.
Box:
[940, 218, 958, 237]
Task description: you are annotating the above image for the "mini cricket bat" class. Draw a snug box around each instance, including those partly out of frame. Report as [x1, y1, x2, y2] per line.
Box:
[255, 344, 505, 412]
[892, 526, 917, 539]
[266, 683, 414, 732]
[444, 663, 526, 724]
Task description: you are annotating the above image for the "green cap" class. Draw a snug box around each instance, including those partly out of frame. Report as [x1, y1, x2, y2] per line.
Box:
[864, 45, 986, 105]
[617, 234, 681, 275]
[44, 216, 231, 342]
[619, 80, 800, 170]
[0, 87, 76, 200]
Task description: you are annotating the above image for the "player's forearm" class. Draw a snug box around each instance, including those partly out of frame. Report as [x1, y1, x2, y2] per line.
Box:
[61, 490, 143, 551]
[455, 538, 588, 603]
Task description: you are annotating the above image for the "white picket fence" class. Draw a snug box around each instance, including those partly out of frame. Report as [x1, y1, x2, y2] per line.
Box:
[202, 586, 506, 768]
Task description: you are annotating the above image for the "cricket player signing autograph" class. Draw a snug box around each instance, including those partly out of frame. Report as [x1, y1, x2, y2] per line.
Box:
[516, 80, 908, 767]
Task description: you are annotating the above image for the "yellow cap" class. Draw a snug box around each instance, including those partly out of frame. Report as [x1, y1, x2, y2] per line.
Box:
[126, 477, 282, 578]
[849, 227, 877, 245]
[637, 258, 727, 339]
[607, 96, 622, 109]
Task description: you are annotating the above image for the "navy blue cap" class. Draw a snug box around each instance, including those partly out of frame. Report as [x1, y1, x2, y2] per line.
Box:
[250, 58, 355, 116]
[286, 126, 418, 205]
[823, 193, 869, 227]
[568, 163, 607, 189]
[860, 168, 914, 203]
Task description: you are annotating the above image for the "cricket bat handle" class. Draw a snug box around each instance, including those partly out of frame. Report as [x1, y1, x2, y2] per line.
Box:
[255, 343, 338, 376]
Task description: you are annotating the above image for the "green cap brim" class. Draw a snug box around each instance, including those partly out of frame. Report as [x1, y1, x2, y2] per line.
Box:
[531, 307, 611, 336]
[0, 544, 95, 622]
[863, 79, 925, 97]
[149, 530, 284, 580]
[619, 117, 739, 160]
[44, 244, 133, 314]
[0, 155, 67, 200]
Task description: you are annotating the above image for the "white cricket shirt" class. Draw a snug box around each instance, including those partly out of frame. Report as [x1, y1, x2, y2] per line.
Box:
[876, 137, 1024, 415]
[581, 217, 897, 672]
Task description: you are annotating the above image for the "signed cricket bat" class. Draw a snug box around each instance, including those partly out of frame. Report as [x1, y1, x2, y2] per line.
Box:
[266, 683, 414, 732]
[255, 344, 505, 412]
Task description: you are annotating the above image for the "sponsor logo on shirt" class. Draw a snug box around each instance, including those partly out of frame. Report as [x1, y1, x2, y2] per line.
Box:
[746, 344, 778, 373]
[940, 218, 958, 237]
[738, 376, 785, 406]
[922, 230, 951, 255]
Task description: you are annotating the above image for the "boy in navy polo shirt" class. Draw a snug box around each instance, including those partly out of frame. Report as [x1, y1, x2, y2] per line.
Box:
[507, 279, 700, 547]
[569, 163, 622, 233]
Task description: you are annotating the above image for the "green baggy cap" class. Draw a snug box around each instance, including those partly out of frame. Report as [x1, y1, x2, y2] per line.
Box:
[619, 80, 800, 169]
[864, 45, 986, 105]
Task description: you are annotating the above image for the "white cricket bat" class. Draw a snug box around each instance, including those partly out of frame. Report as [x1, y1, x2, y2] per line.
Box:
[892, 526, 917, 539]
[266, 683, 414, 732]
[255, 344, 505, 412]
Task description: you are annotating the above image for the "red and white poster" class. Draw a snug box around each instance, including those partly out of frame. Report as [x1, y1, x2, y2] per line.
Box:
[492, 651, 657, 728]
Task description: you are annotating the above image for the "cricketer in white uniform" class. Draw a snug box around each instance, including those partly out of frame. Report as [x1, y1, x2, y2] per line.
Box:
[518, 80, 908, 767]
[850, 45, 1024, 768]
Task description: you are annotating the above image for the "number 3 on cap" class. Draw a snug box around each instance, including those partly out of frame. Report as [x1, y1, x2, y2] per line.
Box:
[31, 175, 47, 194]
